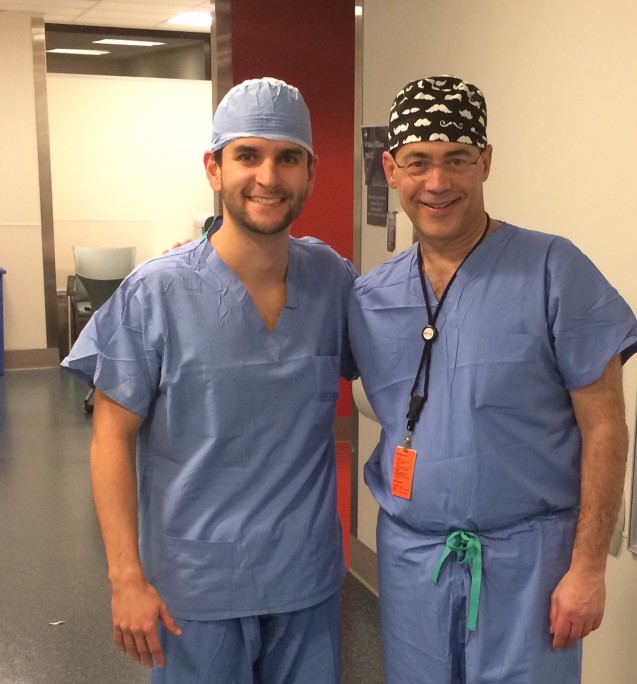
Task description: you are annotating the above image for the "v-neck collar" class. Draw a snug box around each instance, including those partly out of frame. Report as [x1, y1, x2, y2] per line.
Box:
[408, 222, 512, 330]
[196, 238, 300, 357]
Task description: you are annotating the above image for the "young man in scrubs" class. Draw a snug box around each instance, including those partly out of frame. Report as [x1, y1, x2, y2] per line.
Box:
[63, 77, 356, 683]
[349, 76, 637, 683]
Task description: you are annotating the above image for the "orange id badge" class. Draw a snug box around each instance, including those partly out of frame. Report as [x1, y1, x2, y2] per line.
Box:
[391, 445, 417, 499]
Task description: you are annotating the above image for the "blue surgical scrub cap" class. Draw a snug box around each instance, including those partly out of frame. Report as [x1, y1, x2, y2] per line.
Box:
[211, 77, 313, 155]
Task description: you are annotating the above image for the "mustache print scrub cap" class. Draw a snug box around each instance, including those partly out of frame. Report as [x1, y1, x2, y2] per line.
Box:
[211, 77, 313, 155]
[388, 75, 487, 153]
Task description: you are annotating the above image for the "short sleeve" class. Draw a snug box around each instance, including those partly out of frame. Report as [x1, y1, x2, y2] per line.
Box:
[546, 238, 637, 389]
[340, 258, 359, 381]
[61, 277, 163, 417]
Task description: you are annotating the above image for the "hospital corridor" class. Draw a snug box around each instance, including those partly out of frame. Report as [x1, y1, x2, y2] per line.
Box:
[2, 1, 637, 682]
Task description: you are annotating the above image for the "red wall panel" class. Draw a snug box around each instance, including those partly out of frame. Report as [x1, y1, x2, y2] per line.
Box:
[232, 0, 356, 417]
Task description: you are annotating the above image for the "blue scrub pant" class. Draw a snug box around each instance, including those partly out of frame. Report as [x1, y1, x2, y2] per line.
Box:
[377, 509, 582, 684]
[152, 591, 340, 684]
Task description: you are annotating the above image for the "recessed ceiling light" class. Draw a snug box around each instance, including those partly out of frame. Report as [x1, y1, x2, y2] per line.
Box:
[46, 49, 110, 56]
[93, 39, 166, 47]
[167, 12, 212, 27]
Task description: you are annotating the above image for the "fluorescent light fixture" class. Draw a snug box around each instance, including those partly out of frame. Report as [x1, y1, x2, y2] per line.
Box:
[93, 39, 166, 47]
[47, 49, 110, 56]
[168, 11, 212, 27]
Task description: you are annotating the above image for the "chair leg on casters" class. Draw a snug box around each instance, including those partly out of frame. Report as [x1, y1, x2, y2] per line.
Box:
[84, 386, 95, 414]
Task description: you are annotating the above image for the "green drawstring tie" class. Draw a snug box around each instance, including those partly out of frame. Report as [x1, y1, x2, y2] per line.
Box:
[432, 530, 482, 632]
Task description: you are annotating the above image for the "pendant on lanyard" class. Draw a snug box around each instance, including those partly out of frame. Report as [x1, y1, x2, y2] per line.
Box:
[391, 213, 491, 500]
[422, 325, 438, 342]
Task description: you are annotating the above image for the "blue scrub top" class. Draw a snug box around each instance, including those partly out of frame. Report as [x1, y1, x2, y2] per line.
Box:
[349, 223, 637, 533]
[63, 236, 356, 620]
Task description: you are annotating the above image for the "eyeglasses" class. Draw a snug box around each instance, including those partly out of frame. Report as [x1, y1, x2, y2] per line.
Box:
[394, 150, 485, 178]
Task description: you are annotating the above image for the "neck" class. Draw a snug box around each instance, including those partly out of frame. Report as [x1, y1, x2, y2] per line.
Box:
[418, 213, 496, 298]
[210, 218, 289, 286]
[419, 213, 495, 268]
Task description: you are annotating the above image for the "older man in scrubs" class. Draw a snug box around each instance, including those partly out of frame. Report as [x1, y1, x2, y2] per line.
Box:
[349, 76, 637, 683]
[63, 77, 356, 683]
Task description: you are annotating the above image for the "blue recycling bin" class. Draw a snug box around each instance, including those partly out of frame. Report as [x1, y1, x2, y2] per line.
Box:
[0, 267, 5, 375]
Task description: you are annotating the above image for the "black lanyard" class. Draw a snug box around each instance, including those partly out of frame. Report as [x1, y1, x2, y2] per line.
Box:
[404, 214, 491, 444]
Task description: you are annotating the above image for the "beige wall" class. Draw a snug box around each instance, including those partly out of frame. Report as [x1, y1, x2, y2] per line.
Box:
[0, 13, 47, 352]
[47, 73, 214, 291]
[357, 1, 637, 681]
[0, 17, 214, 356]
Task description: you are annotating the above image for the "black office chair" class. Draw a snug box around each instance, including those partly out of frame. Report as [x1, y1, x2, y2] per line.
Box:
[66, 274, 92, 354]
[71, 246, 136, 412]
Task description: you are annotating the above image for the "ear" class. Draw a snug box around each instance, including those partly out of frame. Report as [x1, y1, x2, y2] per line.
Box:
[306, 153, 319, 195]
[481, 144, 493, 182]
[382, 151, 397, 188]
[203, 150, 222, 192]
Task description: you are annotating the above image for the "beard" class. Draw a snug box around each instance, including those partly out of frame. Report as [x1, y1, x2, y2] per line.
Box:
[220, 187, 308, 237]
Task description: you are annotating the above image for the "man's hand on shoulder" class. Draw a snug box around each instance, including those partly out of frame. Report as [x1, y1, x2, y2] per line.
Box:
[162, 240, 193, 254]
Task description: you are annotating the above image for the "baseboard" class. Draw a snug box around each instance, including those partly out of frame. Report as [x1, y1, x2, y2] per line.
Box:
[3, 347, 59, 370]
[349, 535, 378, 595]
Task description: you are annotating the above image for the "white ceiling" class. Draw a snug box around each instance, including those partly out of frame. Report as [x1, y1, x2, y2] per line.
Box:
[0, 0, 211, 32]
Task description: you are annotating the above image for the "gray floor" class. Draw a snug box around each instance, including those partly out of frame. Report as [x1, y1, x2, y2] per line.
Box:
[0, 368, 382, 683]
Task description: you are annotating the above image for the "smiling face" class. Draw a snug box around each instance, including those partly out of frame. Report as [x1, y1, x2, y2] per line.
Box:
[204, 137, 316, 238]
[383, 141, 492, 249]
